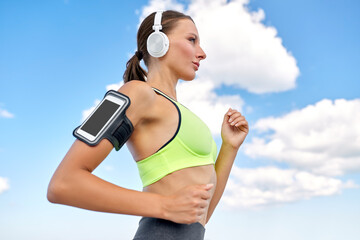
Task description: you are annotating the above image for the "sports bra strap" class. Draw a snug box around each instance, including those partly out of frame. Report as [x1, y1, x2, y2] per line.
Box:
[152, 87, 177, 103]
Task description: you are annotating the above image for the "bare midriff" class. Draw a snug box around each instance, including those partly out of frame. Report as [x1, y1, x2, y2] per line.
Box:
[142, 164, 217, 227]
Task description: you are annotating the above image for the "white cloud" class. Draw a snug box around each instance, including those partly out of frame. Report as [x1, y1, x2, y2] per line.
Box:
[188, 0, 299, 93]
[222, 166, 358, 209]
[244, 98, 360, 176]
[0, 177, 10, 194]
[138, 0, 185, 23]
[106, 82, 123, 92]
[177, 78, 243, 135]
[0, 107, 14, 118]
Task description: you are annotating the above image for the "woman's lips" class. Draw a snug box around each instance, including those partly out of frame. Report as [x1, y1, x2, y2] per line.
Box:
[192, 62, 200, 70]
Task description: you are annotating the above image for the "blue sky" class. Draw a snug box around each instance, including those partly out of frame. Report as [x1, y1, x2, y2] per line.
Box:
[1, 0, 360, 239]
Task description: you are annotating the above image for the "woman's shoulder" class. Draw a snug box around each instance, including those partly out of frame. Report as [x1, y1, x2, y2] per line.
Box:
[117, 81, 156, 124]
[118, 80, 156, 103]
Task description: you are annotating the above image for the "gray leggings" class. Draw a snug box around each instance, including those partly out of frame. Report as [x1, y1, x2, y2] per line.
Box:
[133, 217, 205, 240]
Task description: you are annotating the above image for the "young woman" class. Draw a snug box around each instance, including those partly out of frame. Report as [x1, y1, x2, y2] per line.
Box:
[47, 10, 248, 240]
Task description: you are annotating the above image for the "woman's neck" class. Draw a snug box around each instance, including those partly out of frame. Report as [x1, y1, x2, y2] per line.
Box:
[146, 66, 179, 101]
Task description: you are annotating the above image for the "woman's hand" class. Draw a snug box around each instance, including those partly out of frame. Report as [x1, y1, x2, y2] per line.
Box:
[161, 184, 214, 224]
[221, 108, 249, 150]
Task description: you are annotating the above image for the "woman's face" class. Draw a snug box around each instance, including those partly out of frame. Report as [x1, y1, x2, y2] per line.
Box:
[164, 19, 207, 81]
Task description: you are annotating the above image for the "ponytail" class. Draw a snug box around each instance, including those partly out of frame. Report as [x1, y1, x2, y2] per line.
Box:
[123, 51, 147, 83]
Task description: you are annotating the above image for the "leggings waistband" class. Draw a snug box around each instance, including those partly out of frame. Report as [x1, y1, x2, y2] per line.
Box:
[133, 217, 205, 240]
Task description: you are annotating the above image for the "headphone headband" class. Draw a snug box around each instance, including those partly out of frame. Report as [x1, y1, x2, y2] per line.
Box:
[147, 10, 169, 58]
[153, 11, 163, 31]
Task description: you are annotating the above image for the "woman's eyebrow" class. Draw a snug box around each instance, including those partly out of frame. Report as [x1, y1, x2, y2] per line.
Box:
[187, 33, 198, 39]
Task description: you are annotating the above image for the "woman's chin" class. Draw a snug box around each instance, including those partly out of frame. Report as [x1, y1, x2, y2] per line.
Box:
[181, 73, 196, 81]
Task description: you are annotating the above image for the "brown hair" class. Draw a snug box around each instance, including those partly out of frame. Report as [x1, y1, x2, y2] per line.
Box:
[123, 10, 193, 83]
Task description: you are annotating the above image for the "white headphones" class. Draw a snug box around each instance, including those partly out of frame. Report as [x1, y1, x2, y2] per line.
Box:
[147, 11, 169, 58]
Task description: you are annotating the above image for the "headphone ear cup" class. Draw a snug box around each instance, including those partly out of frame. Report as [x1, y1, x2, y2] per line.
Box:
[147, 31, 169, 58]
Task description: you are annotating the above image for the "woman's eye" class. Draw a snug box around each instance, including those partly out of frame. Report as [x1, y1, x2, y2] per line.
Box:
[189, 38, 196, 43]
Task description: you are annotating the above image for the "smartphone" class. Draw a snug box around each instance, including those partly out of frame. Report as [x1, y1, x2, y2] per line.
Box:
[74, 91, 129, 144]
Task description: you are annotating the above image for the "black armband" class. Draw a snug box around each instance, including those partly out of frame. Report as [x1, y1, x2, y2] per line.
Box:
[73, 90, 134, 151]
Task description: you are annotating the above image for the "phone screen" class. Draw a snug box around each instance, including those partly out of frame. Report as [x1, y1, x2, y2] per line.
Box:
[80, 99, 121, 137]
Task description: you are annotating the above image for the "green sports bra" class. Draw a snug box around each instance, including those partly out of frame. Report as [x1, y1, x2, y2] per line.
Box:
[136, 88, 217, 187]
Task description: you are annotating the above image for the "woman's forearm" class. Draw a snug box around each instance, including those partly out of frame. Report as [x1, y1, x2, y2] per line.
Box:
[47, 169, 164, 219]
[206, 143, 238, 223]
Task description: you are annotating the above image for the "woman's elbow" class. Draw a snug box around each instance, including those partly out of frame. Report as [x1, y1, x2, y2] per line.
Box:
[47, 178, 67, 204]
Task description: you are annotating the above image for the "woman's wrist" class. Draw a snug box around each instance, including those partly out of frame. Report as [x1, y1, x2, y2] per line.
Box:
[220, 141, 241, 152]
[157, 194, 171, 220]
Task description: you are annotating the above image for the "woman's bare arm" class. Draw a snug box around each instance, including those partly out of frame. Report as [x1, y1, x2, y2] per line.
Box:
[206, 143, 238, 222]
[206, 108, 249, 223]
[47, 139, 165, 218]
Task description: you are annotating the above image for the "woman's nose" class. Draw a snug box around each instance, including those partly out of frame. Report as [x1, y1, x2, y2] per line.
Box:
[197, 46, 206, 60]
